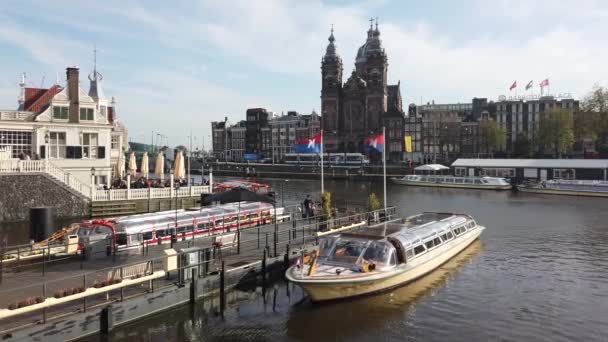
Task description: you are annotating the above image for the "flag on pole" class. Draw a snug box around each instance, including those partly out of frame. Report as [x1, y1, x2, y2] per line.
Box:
[294, 134, 322, 153]
[525, 80, 533, 90]
[365, 132, 384, 153]
[509, 81, 517, 91]
[539, 79, 549, 88]
[404, 136, 412, 153]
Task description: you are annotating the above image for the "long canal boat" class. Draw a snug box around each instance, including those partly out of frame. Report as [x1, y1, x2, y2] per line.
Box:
[392, 175, 511, 190]
[63, 202, 286, 251]
[517, 179, 608, 198]
[286, 212, 484, 302]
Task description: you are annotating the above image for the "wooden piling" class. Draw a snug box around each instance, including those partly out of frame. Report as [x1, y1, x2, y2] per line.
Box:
[220, 261, 225, 314]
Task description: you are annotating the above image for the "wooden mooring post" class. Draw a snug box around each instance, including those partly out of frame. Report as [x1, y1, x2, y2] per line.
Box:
[219, 261, 225, 315]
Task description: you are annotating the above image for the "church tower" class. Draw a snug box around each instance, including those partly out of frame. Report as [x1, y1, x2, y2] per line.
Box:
[321, 26, 343, 132]
[363, 19, 388, 132]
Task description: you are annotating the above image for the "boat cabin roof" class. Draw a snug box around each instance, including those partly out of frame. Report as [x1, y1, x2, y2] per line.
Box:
[342, 212, 472, 248]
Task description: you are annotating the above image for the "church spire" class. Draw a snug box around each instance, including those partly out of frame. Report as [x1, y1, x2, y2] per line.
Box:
[88, 45, 105, 100]
[325, 24, 339, 57]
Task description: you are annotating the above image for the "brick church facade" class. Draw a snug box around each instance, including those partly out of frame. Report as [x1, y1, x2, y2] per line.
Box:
[321, 20, 405, 160]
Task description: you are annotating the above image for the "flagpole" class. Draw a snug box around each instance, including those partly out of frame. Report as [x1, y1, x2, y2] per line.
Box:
[320, 130, 324, 195]
[382, 126, 387, 218]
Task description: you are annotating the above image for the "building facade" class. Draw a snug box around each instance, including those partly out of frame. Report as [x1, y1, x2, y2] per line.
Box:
[0, 65, 127, 186]
[495, 96, 578, 153]
[320, 21, 405, 160]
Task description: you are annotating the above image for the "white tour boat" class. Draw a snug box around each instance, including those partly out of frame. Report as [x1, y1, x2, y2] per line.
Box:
[286, 212, 484, 302]
[517, 179, 608, 197]
[392, 174, 512, 190]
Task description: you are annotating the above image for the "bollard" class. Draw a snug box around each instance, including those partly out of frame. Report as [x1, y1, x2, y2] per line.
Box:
[219, 261, 225, 315]
[100, 305, 113, 334]
[237, 230, 241, 255]
[190, 268, 198, 305]
[284, 244, 290, 272]
[257, 227, 260, 249]
[273, 232, 277, 258]
[262, 248, 267, 298]
[80, 248, 86, 270]
[42, 282, 47, 323]
[265, 232, 269, 251]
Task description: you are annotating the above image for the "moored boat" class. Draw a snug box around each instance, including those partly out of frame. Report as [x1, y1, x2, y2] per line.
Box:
[517, 179, 608, 198]
[286, 212, 484, 302]
[392, 174, 511, 190]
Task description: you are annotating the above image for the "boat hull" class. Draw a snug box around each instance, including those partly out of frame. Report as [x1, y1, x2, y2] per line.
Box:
[391, 178, 511, 190]
[288, 227, 483, 302]
[517, 185, 608, 198]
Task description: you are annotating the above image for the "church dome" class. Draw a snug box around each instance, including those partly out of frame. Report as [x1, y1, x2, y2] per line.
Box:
[355, 20, 383, 63]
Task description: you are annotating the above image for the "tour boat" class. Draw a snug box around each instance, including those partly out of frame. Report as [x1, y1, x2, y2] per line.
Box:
[517, 179, 608, 198]
[286, 212, 484, 302]
[392, 175, 512, 190]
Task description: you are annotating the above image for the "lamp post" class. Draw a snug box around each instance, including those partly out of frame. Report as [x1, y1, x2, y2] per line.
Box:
[44, 131, 50, 161]
[90, 167, 96, 187]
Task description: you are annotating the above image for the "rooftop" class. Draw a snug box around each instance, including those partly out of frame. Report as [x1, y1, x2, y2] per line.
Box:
[452, 159, 608, 169]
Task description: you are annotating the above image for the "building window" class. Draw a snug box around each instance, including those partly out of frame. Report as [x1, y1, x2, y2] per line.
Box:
[481, 168, 514, 178]
[80, 108, 94, 121]
[0, 130, 32, 158]
[53, 106, 68, 120]
[111, 135, 119, 149]
[81, 133, 98, 158]
[554, 169, 575, 180]
[455, 167, 466, 176]
[49, 132, 66, 158]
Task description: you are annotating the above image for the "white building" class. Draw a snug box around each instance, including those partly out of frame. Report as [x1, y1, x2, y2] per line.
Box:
[0, 65, 128, 186]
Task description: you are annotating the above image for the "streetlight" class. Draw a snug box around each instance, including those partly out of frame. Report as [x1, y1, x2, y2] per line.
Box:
[44, 131, 50, 160]
[90, 167, 96, 187]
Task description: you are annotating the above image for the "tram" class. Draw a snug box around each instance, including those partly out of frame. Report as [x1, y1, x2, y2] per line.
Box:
[284, 153, 369, 167]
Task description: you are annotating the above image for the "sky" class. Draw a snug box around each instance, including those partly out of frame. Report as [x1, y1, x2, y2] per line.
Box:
[1, 0, 607, 148]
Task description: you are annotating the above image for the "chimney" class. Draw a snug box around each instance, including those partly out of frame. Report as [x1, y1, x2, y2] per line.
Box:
[66, 67, 80, 123]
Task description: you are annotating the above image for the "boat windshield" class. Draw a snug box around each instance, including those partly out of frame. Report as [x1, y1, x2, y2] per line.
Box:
[319, 236, 397, 269]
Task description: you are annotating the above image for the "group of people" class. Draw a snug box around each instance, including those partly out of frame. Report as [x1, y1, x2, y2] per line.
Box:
[302, 194, 316, 218]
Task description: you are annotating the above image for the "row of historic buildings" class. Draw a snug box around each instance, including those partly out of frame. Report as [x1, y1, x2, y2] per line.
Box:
[0, 60, 128, 185]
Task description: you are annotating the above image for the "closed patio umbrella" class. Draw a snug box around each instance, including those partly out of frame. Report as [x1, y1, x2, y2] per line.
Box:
[155, 151, 164, 180]
[173, 151, 186, 180]
[141, 152, 149, 178]
[115, 152, 125, 179]
[128, 152, 137, 176]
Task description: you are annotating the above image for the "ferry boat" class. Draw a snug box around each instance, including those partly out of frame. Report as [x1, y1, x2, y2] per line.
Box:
[286, 212, 484, 302]
[60, 202, 286, 252]
[392, 174, 512, 190]
[517, 179, 608, 198]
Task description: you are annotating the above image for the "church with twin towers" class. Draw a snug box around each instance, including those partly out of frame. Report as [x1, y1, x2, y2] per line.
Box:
[321, 18, 404, 159]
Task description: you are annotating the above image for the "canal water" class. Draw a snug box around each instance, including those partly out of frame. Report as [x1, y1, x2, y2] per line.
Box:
[4, 178, 608, 341]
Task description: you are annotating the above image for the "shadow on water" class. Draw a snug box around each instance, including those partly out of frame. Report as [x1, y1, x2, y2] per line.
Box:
[89, 241, 482, 342]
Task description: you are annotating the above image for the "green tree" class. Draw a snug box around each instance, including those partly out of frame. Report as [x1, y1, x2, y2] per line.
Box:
[538, 108, 574, 157]
[480, 120, 506, 154]
[579, 85, 608, 144]
[368, 193, 381, 211]
[512, 133, 531, 158]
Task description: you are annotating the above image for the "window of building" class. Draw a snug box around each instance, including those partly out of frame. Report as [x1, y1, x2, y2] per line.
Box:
[80, 108, 94, 121]
[455, 167, 466, 176]
[53, 106, 68, 120]
[481, 168, 515, 178]
[0, 130, 32, 158]
[554, 169, 575, 180]
[81, 133, 98, 158]
[111, 135, 119, 149]
[49, 132, 66, 158]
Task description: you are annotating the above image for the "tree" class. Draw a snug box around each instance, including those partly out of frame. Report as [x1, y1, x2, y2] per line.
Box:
[512, 133, 531, 158]
[479, 120, 506, 154]
[538, 108, 574, 157]
[581, 85, 608, 112]
[368, 193, 381, 211]
[321, 192, 332, 220]
[579, 85, 608, 144]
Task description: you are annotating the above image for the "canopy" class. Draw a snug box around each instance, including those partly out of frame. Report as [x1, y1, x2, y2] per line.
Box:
[140, 152, 149, 178]
[414, 164, 449, 171]
[128, 152, 137, 176]
[203, 187, 276, 205]
[154, 152, 164, 180]
[115, 152, 125, 179]
[173, 151, 185, 180]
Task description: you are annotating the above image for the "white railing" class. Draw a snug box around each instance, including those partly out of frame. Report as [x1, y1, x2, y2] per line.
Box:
[0, 160, 211, 202]
[0, 110, 31, 121]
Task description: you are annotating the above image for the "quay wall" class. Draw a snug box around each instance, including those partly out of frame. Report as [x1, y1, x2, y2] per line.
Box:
[208, 162, 408, 181]
[3, 251, 301, 342]
[0, 173, 90, 222]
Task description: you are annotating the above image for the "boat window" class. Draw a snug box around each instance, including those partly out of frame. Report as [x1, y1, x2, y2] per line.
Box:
[155, 229, 167, 237]
[116, 233, 128, 246]
[433, 237, 442, 246]
[405, 249, 414, 259]
[328, 238, 368, 264]
[413, 245, 426, 255]
[425, 240, 434, 249]
[143, 231, 153, 241]
[185, 225, 194, 232]
[455, 179, 464, 184]
[465, 179, 474, 184]
[440, 233, 448, 241]
[177, 226, 186, 234]
[475, 179, 482, 184]
[453, 227, 462, 235]
[318, 236, 338, 258]
[362, 241, 397, 269]
[77, 228, 91, 237]
[215, 219, 223, 226]
[420, 177, 428, 182]
[482, 179, 489, 184]
[446, 231, 454, 239]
